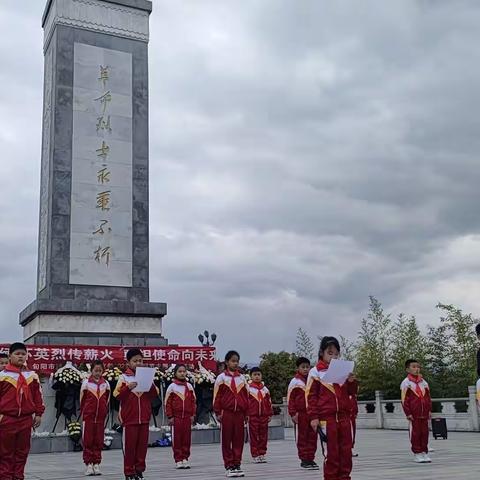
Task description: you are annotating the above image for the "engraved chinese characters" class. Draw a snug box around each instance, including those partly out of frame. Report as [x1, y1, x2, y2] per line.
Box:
[70, 44, 133, 286]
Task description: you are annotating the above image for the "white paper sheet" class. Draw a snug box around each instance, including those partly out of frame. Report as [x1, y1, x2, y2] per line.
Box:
[133, 367, 156, 393]
[321, 359, 354, 385]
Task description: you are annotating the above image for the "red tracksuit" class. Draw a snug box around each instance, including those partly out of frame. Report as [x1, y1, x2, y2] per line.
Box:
[307, 361, 358, 480]
[213, 370, 249, 468]
[288, 373, 318, 462]
[401, 375, 432, 454]
[165, 379, 196, 463]
[114, 368, 159, 476]
[80, 376, 110, 465]
[0, 365, 45, 480]
[248, 382, 273, 458]
[349, 394, 358, 448]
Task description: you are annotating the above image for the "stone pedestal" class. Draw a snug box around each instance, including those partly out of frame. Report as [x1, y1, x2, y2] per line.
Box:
[21, 0, 166, 346]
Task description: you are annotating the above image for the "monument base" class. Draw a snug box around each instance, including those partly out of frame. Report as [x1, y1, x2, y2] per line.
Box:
[20, 299, 167, 346]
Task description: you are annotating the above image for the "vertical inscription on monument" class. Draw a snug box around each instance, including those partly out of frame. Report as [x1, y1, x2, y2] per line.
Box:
[38, 46, 53, 293]
[70, 43, 133, 287]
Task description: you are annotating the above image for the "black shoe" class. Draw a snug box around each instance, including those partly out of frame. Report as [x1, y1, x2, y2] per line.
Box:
[300, 461, 310, 469]
[136, 473, 144, 479]
[309, 461, 320, 470]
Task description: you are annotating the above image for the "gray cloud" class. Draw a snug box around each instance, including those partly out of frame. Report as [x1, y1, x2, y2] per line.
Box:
[1, 0, 480, 361]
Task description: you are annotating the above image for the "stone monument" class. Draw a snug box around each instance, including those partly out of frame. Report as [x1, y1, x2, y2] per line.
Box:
[19, 0, 167, 346]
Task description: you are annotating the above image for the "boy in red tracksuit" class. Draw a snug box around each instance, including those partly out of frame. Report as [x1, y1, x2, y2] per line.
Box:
[0, 342, 45, 480]
[80, 360, 110, 476]
[114, 348, 159, 480]
[165, 364, 197, 469]
[0, 353, 8, 371]
[213, 350, 249, 478]
[307, 337, 358, 480]
[247, 367, 273, 463]
[401, 359, 432, 464]
[287, 357, 318, 470]
[349, 393, 358, 457]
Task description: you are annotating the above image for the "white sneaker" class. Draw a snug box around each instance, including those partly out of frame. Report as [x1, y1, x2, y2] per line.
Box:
[422, 453, 432, 463]
[85, 464, 95, 476]
[93, 464, 102, 475]
[428, 446, 435, 452]
[176, 462, 184, 469]
[182, 459, 191, 469]
[252, 457, 261, 464]
[226, 468, 237, 477]
[260, 456, 267, 463]
[235, 466, 245, 478]
[414, 454, 423, 463]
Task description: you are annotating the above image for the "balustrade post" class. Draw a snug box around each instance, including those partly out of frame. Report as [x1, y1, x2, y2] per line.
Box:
[375, 390, 384, 429]
[468, 386, 479, 432]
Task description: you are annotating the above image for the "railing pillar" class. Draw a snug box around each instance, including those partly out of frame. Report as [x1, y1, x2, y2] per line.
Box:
[375, 390, 384, 429]
[468, 385, 479, 432]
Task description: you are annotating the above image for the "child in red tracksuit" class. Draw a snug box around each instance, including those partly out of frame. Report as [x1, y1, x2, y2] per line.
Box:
[213, 350, 249, 478]
[287, 357, 318, 470]
[247, 367, 273, 463]
[114, 348, 159, 480]
[349, 393, 358, 457]
[401, 358, 432, 464]
[165, 364, 197, 469]
[307, 336, 358, 480]
[80, 360, 110, 476]
[0, 342, 45, 480]
[0, 353, 8, 371]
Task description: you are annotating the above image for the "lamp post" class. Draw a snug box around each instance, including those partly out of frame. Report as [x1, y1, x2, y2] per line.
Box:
[198, 330, 217, 347]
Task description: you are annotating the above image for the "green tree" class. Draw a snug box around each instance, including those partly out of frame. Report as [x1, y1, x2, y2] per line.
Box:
[425, 323, 449, 397]
[388, 313, 427, 399]
[355, 297, 394, 399]
[339, 335, 357, 361]
[296, 327, 315, 361]
[259, 351, 297, 403]
[435, 303, 477, 396]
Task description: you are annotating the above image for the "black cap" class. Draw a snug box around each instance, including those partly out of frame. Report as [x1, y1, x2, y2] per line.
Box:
[9, 342, 27, 354]
[320, 336, 340, 353]
[126, 348, 143, 361]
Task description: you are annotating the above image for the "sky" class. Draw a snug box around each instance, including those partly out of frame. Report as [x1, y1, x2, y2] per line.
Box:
[1, 0, 480, 362]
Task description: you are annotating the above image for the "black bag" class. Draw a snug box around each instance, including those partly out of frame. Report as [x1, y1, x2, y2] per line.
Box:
[431, 417, 447, 440]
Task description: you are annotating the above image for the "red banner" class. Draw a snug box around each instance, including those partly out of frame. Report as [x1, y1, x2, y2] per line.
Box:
[0, 345, 217, 374]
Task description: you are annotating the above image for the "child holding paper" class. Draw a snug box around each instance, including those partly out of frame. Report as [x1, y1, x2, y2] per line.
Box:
[165, 364, 196, 469]
[114, 348, 159, 480]
[401, 359, 432, 463]
[307, 336, 358, 480]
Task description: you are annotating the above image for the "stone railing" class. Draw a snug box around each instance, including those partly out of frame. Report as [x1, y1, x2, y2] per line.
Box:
[278, 386, 480, 432]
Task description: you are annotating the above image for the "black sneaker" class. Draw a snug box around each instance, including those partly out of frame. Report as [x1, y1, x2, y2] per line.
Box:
[300, 461, 310, 469]
[309, 461, 320, 470]
[136, 473, 144, 479]
[235, 465, 245, 477]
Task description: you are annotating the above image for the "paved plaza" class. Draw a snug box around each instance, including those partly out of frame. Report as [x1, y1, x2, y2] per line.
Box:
[25, 428, 480, 480]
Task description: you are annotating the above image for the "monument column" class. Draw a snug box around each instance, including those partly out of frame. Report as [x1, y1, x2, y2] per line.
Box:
[20, 0, 167, 346]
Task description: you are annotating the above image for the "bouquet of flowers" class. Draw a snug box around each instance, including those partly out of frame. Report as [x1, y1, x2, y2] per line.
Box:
[162, 365, 195, 386]
[53, 367, 82, 386]
[67, 420, 82, 444]
[193, 369, 216, 385]
[103, 367, 122, 383]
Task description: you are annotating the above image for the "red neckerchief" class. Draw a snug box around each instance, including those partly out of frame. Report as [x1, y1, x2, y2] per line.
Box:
[316, 360, 329, 371]
[250, 381, 265, 401]
[4, 364, 29, 406]
[224, 369, 240, 395]
[89, 375, 106, 395]
[125, 368, 135, 376]
[408, 374, 424, 397]
[173, 378, 187, 386]
[295, 372, 308, 383]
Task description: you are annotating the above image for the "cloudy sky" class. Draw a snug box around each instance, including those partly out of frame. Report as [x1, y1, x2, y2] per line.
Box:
[1, 0, 480, 361]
